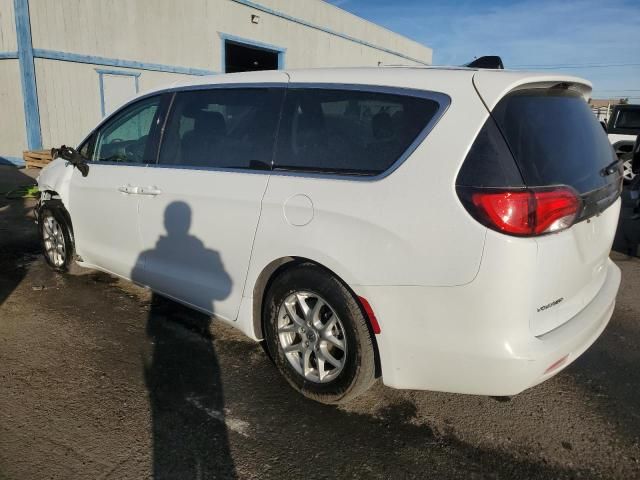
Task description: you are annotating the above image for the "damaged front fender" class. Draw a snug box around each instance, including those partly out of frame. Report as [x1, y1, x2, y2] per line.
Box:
[37, 158, 75, 209]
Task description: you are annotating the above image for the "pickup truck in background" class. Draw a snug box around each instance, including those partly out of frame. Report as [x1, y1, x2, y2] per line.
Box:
[607, 104, 640, 183]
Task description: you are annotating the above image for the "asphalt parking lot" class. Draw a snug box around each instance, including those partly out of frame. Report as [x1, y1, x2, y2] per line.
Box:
[1, 165, 639, 479]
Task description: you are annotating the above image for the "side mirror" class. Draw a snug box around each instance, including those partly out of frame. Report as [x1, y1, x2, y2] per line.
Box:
[51, 145, 90, 177]
[600, 121, 607, 133]
[633, 135, 640, 174]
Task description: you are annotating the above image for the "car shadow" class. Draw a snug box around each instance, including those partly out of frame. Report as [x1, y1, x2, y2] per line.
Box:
[191, 323, 601, 479]
[0, 166, 39, 306]
[565, 256, 640, 448]
[613, 185, 639, 257]
[131, 201, 236, 479]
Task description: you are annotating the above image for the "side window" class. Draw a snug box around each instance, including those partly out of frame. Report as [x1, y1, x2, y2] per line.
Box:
[92, 96, 162, 163]
[158, 88, 284, 170]
[274, 88, 441, 175]
[78, 133, 96, 159]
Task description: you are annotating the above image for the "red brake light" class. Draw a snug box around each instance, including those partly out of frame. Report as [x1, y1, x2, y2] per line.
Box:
[532, 188, 581, 234]
[463, 187, 581, 237]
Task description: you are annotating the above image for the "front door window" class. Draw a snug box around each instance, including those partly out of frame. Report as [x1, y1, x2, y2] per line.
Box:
[92, 96, 161, 164]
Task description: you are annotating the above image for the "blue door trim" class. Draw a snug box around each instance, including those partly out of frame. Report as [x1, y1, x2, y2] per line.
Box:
[96, 69, 141, 117]
[33, 49, 218, 76]
[0, 51, 19, 59]
[219, 32, 286, 72]
[14, 0, 42, 150]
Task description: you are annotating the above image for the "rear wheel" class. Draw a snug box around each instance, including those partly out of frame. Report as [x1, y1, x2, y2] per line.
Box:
[39, 206, 73, 272]
[263, 263, 377, 404]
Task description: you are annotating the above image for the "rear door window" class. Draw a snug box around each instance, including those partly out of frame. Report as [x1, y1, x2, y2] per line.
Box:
[274, 88, 441, 175]
[159, 88, 284, 170]
[491, 88, 618, 194]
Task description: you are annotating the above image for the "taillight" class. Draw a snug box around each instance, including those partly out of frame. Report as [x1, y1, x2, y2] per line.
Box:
[458, 186, 581, 237]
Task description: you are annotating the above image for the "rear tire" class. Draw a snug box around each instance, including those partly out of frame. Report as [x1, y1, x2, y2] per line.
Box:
[263, 263, 377, 404]
[39, 205, 73, 272]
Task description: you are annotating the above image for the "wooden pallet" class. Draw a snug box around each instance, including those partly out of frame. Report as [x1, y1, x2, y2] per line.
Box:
[23, 149, 52, 169]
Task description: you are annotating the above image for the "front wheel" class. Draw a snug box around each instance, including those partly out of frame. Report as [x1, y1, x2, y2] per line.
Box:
[39, 206, 73, 272]
[263, 263, 377, 404]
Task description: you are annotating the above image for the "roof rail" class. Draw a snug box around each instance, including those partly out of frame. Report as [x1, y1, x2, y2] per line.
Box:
[464, 56, 504, 69]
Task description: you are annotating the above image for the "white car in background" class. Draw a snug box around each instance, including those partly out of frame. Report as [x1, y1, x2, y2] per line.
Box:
[607, 104, 640, 183]
[36, 67, 622, 404]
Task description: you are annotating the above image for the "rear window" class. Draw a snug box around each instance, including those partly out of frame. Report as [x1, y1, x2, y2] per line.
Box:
[492, 88, 618, 194]
[159, 88, 283, 170]
[611, 106, 640, 132]
[274, 88, 441, 175]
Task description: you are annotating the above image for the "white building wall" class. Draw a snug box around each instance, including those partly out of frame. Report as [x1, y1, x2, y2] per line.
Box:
[28, 0, 431, 71]
[0, 0, 25, 161]
[35, 58, 194, 148]
[0, 60, 28, 160]
[0, 0, 18, 52]
[2, 0, 432, 160]
[255, 0, 429, 63]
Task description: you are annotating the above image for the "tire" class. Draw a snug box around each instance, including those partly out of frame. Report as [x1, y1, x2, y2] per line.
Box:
[263, 263, 377, 404]
[39, 205, 73, 272]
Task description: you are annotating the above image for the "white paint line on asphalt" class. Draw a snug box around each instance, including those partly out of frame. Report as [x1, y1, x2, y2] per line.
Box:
[185, 394, 251, 438]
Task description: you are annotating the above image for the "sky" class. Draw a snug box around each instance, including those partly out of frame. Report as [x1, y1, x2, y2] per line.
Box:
[326, 0, 640, 100]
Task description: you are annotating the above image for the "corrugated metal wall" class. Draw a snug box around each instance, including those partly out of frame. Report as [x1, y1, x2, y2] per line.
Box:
[0, 0, 432, 163]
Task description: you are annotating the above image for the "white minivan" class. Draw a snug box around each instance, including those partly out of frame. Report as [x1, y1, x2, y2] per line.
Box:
[37, 67, 623, 404]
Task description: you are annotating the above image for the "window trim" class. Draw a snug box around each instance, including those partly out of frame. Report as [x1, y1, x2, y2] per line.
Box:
[77, 83, 450, 179]
[270, 83, 451, 181]
[95, 68, 141, 118]
[78, 93, 171, 166]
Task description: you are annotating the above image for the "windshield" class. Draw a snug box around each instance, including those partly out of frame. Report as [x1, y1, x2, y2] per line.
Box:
[491, 88, 619, 194]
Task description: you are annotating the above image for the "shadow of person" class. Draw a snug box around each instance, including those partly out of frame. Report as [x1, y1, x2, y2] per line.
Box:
[131, 201, 236, 479]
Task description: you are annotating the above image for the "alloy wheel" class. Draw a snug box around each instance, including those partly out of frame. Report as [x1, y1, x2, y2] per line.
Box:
[42, 214, 66, 268]
[277, 291, 347, 383]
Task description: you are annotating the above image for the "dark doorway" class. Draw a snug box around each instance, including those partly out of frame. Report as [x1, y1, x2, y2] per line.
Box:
[224, 41, 279, 73]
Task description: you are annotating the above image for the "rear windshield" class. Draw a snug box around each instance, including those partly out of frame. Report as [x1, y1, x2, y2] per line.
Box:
[612, 106, 640, 131]
[491, 88, 618, 194]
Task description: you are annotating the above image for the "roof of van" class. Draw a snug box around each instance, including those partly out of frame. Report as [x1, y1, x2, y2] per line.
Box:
[145, 66, 593, 105]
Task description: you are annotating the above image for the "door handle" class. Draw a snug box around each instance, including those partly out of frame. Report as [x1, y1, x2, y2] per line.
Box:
[138, 186, 163, 196]
[118, 185, 140, 194]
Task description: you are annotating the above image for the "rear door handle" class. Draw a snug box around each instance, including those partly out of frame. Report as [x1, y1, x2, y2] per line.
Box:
[138, 186, 163, 196]
[118, 185, 140, 194]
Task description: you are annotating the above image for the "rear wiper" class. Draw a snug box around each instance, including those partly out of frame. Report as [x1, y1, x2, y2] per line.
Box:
[601, 158, 622, 176]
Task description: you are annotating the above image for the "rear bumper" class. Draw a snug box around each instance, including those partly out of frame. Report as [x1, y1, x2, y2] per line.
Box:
[355, 259, 620, 395]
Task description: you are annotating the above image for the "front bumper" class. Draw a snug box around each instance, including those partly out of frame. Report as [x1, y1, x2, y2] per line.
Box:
[355, 259, 620, 396]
